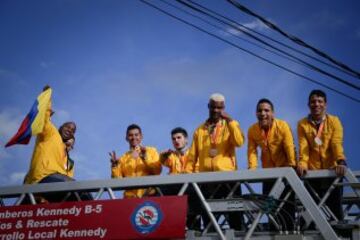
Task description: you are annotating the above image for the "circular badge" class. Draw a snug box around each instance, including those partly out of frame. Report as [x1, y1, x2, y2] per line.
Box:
[131, 201, 163, 235]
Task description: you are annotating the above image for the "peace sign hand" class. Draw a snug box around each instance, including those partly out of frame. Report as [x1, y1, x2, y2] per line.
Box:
[109, 151, 119, 167]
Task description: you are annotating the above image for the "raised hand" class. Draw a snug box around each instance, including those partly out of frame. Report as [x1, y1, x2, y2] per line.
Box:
[221, 111, 233, 123]
[109, 151, 119, 167]
[296, 165, 307, 177]
[43, 85, 51, 92]
[139, 146, 147, 160]
[160, 149, 173, 163]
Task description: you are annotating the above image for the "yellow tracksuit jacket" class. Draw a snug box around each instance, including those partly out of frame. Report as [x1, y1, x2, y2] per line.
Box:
[111, 146, 161, 198]
[160, 149, 199, 174]
[297, 114, 346, 170]
[24, 103, 72, 184]
[247, 118, 296, 169]
[185, 120, 245, 173]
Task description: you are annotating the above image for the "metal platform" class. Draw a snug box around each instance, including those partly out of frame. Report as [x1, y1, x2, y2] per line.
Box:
[0, 168, 359, 240]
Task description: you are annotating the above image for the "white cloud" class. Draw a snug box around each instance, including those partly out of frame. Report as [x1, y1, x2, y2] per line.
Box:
[243, 19, 269, 31]
[220, 19, 268, 37]
[223, 27, 242, 37]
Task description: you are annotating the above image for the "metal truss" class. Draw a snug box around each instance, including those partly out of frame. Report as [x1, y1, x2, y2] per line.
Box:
[0, 168, 359, 240]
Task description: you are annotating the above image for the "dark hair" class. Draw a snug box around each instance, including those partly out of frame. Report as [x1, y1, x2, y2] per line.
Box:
[171, 127, 188, 138]
[126, 124, 142, 135]
[308, 89, 327, 103]
[256, 98, 274, 111]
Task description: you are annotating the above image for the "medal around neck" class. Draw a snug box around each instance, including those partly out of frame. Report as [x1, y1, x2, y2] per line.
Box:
[209, 148, 218, 158]
[132, 151, 139, 158]
[314, 137, 322, 146]
[132, 146, 141, 158]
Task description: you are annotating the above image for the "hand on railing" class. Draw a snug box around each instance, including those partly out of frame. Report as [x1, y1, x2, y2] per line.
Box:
[296, 165, 307, 177]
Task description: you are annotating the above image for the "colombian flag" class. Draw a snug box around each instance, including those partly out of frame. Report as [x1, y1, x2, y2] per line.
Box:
[5, 88, 52, 147]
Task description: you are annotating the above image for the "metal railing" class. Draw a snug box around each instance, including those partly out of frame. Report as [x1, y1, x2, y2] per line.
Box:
[0, 168, 359, 240]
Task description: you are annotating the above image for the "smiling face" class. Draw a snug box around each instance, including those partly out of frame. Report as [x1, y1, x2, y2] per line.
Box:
[59, 122, 76, 142]
[126, 128, 143, 148]
[256, 102, 274, 130]
[172, 133, 187, 150]
[308, 94, 327, 120]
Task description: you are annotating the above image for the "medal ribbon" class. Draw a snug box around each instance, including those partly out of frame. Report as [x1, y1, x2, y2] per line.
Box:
[315, 121, 325, 141]
[132, 146, 141, 176]
[179, 154, 187, 172]
[261, 129, 269, 147]
[209, 120, 223, 146]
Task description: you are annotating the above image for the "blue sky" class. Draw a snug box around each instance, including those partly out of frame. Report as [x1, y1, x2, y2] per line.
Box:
[1, 0, 359, 186]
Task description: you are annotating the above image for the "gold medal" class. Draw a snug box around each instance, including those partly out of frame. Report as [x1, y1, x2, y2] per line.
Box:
[132, 146, 140, 158]
[132, 151, 139, 158]
[314, 137, 322, 146]
[209, 148, 218, 157]
[314, 120, 325, 146]
[131, 149, 140, 159]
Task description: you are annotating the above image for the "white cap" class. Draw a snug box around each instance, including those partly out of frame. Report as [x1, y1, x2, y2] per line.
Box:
[209, 93, 225, 102]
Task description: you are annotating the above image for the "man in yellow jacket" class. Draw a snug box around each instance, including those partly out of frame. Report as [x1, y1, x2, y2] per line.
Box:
[159, 127, 200, 229]
[160, 127, 191, 175]
[110, 124, 162, 198]
[185, 93, 245, 173]
[247, 98, 296, 231]
[24, 87, 76, 185]
[248, 99, 296, 170]
[297, 89, 347, 220]
[24, 120, 76, 184]
[185, 93, 245, 230]
[160, 127, 200, 174]
[22, 86, 77, 203]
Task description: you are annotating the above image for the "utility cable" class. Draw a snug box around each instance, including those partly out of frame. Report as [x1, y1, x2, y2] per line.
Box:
[139, 0, 360, 103]
[187, 0, 359, 79]
[161, 0, 304, 66]
[176, 0, 360, 91]
[227, 0, 360, 79]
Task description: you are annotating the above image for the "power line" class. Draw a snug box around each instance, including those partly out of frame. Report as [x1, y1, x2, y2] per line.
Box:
[227, 0, 360, 79]
[175, 0, 360, 91]
[139, 0, 360, 103]
[187, 0, 359, 80]
[161, 0, 311, 68]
